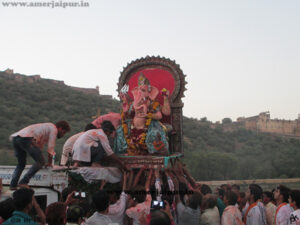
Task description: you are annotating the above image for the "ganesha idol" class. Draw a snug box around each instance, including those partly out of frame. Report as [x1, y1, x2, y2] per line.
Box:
[114, 73, 170, 156]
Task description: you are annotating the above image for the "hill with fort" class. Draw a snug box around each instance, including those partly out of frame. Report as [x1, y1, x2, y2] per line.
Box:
[211, 112, 300, 139]
[0, 69, 300, 181]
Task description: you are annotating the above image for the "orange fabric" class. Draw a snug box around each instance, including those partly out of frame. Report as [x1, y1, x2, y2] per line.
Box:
[274, 203, 287, 225]
[244, 202, 257, 224]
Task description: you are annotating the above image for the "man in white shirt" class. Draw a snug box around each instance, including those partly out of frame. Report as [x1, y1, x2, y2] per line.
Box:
[72, 121, 127, 171]
[60, 132, 83, 166]
[274, 185, 293, 225]
[289, 190, 300, 225]
[107, 172, 128, 225]
[222, 191, 243, 225]
[84, 190, 112, 225]
[244, 184, 267, 225]
[60, 123, 98, 166]
[9, 121, 70, 189]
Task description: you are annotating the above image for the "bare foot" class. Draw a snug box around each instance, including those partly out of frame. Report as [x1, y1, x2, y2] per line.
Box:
[91, 163, 103, 168]
[18, 184, 30, 189]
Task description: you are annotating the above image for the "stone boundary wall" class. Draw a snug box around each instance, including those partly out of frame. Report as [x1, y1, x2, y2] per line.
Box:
[198, 178, 300, 192]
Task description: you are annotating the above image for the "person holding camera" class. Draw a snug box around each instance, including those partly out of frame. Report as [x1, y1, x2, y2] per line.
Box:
[139, 200, 175, 225]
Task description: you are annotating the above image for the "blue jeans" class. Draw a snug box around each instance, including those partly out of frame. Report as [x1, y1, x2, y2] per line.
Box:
[10, 136, 45, 188]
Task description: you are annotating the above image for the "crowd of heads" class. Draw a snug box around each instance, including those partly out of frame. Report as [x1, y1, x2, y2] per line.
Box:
[1, 166, 300, 225]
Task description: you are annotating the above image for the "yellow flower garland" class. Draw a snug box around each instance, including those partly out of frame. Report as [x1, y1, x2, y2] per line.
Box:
[121, 101, 160, 155]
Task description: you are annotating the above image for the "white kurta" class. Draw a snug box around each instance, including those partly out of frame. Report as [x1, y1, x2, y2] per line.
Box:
[246, 204, 265, 225]
[108, 191, 128, 225]
[276, 204, 293, 225]
[72, 129, 114, 162]
[60, 132, 83, 165]
[222, 205, 243, 225]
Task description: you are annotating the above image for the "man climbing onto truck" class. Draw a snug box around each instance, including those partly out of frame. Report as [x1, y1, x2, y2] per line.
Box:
[9, 121, 70, 190]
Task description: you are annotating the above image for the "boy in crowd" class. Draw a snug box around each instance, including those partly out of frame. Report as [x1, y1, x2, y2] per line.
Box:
[263, 191, 277, 225]
[274, 185, 293, 225]
[84, 190, 112, 225]
[289, 190, 300, 225]
[171, 174, 202, 225]
[222, 191, 243, 225]
[3, 188, 45, 225]
[244, 184, 266, 225]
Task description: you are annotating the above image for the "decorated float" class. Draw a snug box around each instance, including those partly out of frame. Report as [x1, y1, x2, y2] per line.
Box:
[114, 56, 187, 169]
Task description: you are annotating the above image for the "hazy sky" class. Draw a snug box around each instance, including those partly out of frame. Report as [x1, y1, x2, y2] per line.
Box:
[1, 0, 299, 122]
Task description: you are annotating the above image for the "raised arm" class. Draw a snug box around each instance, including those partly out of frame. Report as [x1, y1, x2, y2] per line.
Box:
[32, 195, 46, 225]
[154, 168, 162, 201]
[122, 172, 127, 191]
[132, 167, 146, 187]
[145, 169, 153, 191]
[99, 180, 107, 190]
[165, 169, 175, 191]
[169, 172, 180, 204]
[45, 127, 58, 167]
[181, 163, 197, 188]
[127, 169, 134, 190]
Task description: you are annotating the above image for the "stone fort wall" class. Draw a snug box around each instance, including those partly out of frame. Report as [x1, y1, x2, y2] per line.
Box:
[211, 112, 300, 138]
[0, 68, 112, 97]
[238, 112, 300, 138]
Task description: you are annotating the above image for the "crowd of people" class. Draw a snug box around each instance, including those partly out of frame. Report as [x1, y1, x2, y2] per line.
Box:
[1, 161, 300, 225]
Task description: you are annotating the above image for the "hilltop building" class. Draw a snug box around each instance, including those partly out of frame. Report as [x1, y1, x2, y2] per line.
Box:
[214, 111, 300, 138]
[237, 111, 300, 137]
